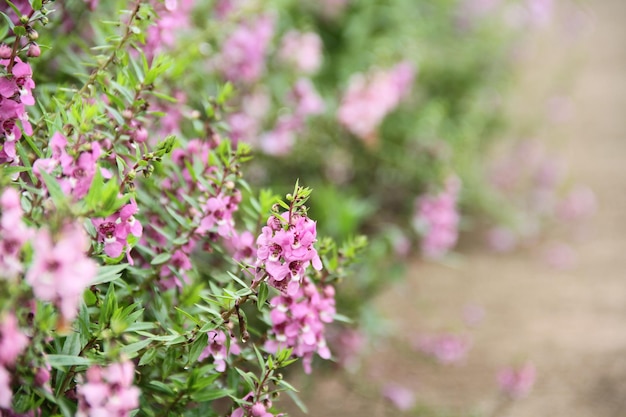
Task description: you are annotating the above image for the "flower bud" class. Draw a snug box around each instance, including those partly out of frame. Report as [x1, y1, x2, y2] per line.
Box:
[143, 164, 154, 178]
[27, 43, 41, 58]
[20, 15, 29, 24]
[0, 44, 12, 59]
[27, 28, 39, 41]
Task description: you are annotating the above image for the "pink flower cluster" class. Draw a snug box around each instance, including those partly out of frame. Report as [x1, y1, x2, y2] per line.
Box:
[220, 15, 275, 84]
[0, 313, 29, 409]
[197, 191, 241, 238]
[92, 199, 143, 263]
[1, 187, 96, 324]
[256, 212, 322, 295]
[143, 0, 195, 61]
[497, 362, 536, 398]
[0, 188, 31, 280]
[76, 361, 140, 417]
[33, 132, 101, 200]
[413, 332, 471, 364]
[198, 329, 240, 372]
[231, 392, 284, 417]
[0, 58, 35, 165]
[265, 278, 335, 373]
[27, 222, 98, 322]
[413, 177, 461, 259]
[278, 31, 323, 74]
[338, 61, 415, 145]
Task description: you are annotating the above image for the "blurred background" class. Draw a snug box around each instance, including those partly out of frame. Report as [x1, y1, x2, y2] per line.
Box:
[278, 1, 626, 416]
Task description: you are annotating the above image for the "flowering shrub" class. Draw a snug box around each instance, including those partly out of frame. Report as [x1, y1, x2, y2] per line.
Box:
[0, 1, 366, 415]
[0, 0, 578, 414]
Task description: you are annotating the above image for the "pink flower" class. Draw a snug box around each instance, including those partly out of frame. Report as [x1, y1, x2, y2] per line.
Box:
[338, 61, 415, 145]
[0, 366, 12, 408]
[142, 0, 195, 61]
[198, 330, 240, 372]
[279, 31, 323, 74]
[231, 392, 283, 417]
[0, 188, 32, 280]
[0, 313, 28, 366]
[33, 132, 101, 200]
[557, 185, 597, 222]
[265, 278, 334, 373]
[0, 58, 35, 164]
[542, 242, 576, 270]
[413, 177, 461, 258]
[92, 200, 143, 263]
[77, 361, 140, 417]
[228, 231, 256, 263]
[256, 212, 322, 295]
[197, 192, 239, 238]
[259, 115, 300, 157]
[290, 78, 325, 117]
[414, 332, 471, 364]
[382, 383, 415, 411]
[498, 362, 536, 398]
[26, 223, 98, 322]
[220, 16, 275, 83]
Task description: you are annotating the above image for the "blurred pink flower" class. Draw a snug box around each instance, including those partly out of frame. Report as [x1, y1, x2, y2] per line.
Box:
[279, 31, 323, 74]
[77, 361, 140, 417]
[498, 362, 536, 398]
[382, 383, 416, 411]
[338, 61, 415, 145]
[0, 313, 28, 366]
[26, 223, 98, 322]
[413, 176, 461, 259]
[486, 227, 518, 253]
[414, 332, 471, 364]
[543, 242, 576, 270]
[220, 16, 275, 83]
[557, 185, 597, 222]
[0, 366, 11, 408]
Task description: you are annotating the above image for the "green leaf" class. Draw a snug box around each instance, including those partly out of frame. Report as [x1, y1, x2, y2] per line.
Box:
[188, 333, 208, 363]
[285, 389, 308, 413]
[217, 82, 234, 104]
[138, 348, 158, 366]
[30, 0, 43, 11]
[253, 345, 265, 369]
[277, 379, 299, 393]
[47, 355, 93, 369]
[91, 264, 127, 285]
[174, 307, 202, 326]
[256, 282, 268, 311]
[151, 252, 172, 266]
[190, 388, 232, 402]
[39, 170, 69, 210]
[165, 206, 189, 228]
[148, 380, 175, 395]
[120, 338, 152, 356]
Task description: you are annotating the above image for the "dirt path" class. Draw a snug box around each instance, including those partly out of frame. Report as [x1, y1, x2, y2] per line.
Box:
[285, 1, 626, 416]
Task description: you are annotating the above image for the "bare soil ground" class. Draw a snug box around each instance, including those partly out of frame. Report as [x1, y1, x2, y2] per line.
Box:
[283, 1, 626, 416]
